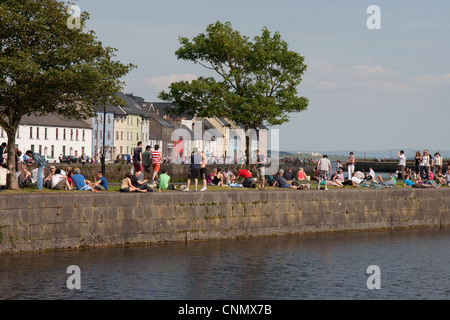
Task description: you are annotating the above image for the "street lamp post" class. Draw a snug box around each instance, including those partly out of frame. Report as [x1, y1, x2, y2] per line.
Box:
[101, 104, 106, 176]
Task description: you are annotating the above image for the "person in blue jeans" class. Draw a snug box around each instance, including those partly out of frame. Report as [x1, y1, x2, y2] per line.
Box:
[25, 150, 47, 190]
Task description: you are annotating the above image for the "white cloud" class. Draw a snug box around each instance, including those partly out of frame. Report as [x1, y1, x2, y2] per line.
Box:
[144, 74, 198, 90]
[413, 73, 450, 86]
[306, 60, 401, 80]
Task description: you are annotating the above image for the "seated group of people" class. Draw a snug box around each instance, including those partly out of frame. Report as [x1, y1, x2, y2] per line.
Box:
[17, 164, 109, 192]
[119, 169, 174, 192]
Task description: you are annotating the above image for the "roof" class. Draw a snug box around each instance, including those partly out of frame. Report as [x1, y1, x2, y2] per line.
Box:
[138, 102, 195, 120]
[19, 114, 92, 129]
[148, 113, 174, 128]
[93, 104, 127, 116]
[148, 130, 162, 141]
[115, 92, 149, 119]
[203, 120, 224, 139]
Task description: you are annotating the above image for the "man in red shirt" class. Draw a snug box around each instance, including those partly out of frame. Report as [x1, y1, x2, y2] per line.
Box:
[237, 167, 256, 188]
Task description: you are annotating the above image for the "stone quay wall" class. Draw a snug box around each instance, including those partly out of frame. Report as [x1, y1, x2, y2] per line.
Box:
[1, 188, 449, 254]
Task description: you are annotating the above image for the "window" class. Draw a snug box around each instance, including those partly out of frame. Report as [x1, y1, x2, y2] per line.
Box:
[30, 127, 33, 139]
[82, 130, 85, 141]
[108, 115, 111, 124]
[76, 129, 79, 141]
[16, 129, 20, 139]
[82, 147, 85, 154]
[31, 145, 34, 152]
[120, 146, 123, 154]
[70, 129, 73, 141]
[51, 145, 54, 158]
[137, 118, 140, 127]
[127, 132, 129, 141]
[56, 128, 59, 140]
[39, 145, 42, 154]
[136, 133, 139, 141]
[63, 129, 66, 140]
[116, 131, 119, 140]
[44, 128, 48, 140]
[108, 131, 111, 140]
[36, 127, 39, 139]
[62, 146, 66, 156]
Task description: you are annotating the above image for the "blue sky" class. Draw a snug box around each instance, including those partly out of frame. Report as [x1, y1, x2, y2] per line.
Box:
[75, 0, 450, 152]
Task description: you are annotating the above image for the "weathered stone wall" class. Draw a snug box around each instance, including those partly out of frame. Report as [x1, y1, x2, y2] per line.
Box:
[1, 188, 449, 254]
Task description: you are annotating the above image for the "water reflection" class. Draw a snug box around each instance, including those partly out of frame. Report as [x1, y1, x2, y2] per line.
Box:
[1, 228, 449, 300]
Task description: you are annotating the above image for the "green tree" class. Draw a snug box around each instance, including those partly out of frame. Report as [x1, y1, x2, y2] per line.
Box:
[159, 21, 308, 165]
[0, 0, 135, 189]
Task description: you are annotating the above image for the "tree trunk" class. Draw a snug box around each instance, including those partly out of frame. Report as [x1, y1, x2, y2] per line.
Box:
[6, 128, 19, 190]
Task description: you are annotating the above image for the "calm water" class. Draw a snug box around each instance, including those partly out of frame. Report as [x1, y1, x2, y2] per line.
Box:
[1, 228, 449, 300]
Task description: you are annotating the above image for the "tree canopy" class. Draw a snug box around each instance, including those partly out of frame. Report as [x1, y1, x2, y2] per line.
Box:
[0, 0, 135, 189]
[159, 21, 309, 163]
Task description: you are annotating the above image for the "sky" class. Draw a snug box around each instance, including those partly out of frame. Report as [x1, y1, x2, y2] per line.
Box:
[74, 0, 450, 153]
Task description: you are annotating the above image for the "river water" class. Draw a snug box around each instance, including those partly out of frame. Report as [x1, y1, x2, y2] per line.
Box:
[1, 227, 449, 300]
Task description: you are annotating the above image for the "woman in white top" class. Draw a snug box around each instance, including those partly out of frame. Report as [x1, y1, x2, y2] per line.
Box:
[420, 150, 431, 180]
[433, 152, 443, 175]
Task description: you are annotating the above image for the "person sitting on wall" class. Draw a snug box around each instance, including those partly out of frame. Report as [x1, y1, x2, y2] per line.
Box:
[17, 163, 32, 187]
[351, 172, 364, 187]
[158, 169, 174, 190]
[120, 173, 147, 193]
[50, 168, 72, 190]
[72, 168, 97, 192]
[92, 171, 109, 191]
[274, 169, 298, 189]
[296, 167, 307, 181]
[378, 173, 396, 188]
[131, 170, 153, 192]
[236, 166, 256, 188]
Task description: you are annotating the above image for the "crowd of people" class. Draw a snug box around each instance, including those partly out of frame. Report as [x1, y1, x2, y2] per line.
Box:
[2, 142, 450, 192]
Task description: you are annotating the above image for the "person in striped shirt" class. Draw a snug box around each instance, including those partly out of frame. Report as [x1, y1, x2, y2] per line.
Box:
[151, 145, 163, 183]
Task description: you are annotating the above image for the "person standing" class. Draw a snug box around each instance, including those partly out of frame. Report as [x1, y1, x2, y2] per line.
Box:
[81, 153, 87, 166]
[133, 141, 143, 174]
[199, 150, 208, 191]
[151, 144, 163, 183]
[433, 152, 443, 175]
[414, 151, 422, 179]
[0, 142, 7, 165]
[183, 149, 202, 191]
[397, 150, 406, 180]
[420, 150, 431, 180]
[347, 152, 355, 181]
[316, 155, 331, 190]
[256, 149, 266, 190]
[142, 145, 151, 173]
[25, 150, 47, 190]
[335, 160, 343, 173]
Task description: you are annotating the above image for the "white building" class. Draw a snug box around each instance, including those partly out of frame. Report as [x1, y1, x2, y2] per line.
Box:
[12, 114, 92, 162]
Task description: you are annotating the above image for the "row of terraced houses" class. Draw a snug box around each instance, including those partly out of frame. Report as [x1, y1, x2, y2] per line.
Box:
[0, 92, 268, 163]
